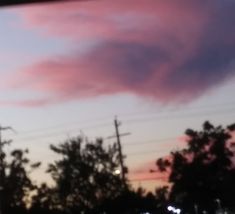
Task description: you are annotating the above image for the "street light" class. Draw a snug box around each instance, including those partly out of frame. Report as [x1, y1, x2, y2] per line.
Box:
[114, 169, 121, 175]
[167, 206, 181, 214]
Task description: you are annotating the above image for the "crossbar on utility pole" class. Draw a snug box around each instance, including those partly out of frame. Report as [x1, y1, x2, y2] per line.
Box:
[0, 126, 15, 214]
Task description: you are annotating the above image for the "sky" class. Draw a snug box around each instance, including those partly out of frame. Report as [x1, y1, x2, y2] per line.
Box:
[0, 0, 235, 191]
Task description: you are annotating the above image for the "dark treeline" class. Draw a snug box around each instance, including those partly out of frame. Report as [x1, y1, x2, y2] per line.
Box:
[1, 121, 235, 214]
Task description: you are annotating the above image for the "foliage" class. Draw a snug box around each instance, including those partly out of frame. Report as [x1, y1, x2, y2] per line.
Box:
[156, 121, 235, 213]
[4, 121, 235, 213]
[0, 147, 40, 214]
[44, 137, 128, 213]
[30, 183, 60, 212]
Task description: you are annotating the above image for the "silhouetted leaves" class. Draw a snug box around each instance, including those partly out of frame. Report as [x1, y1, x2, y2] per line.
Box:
[156, 158, 171, 172]
[0, 147, 40, 214]
[43, 137, 128, 213]
[2, 121, 235, 214]
[156, 121, 235, 213]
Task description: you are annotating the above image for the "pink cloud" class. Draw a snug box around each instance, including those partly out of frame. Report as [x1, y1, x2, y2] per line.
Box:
[17, 0, 206, 43]
[4, 0, 235, 106]
[0, 98, 52, 107]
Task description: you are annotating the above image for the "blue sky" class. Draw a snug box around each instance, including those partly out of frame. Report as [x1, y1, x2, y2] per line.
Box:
[0, 0, 235, 191]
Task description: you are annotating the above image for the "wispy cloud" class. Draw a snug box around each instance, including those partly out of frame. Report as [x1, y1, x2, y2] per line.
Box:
[4, 0, 235, 106]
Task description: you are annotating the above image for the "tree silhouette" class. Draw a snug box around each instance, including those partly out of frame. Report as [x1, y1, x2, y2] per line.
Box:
[155, 121, 235, 213]
[95, 187, 164, 214]
[1, 148, 40, 214]
[30, 183, 61, 214]
[45, 136, 128, 213]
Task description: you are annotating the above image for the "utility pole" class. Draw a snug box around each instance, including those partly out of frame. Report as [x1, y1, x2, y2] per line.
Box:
[0, 125, 15, 214]
[114, 117, 125, 184]
[108, 117, 130, 187]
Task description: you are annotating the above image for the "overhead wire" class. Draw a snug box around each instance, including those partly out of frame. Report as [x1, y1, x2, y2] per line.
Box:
[126, 148, 172, 156]
[13, 101, 235, 136]
[12, 122, 111, 142]
[123, 137, 177, 146]
[123, 107, 235, 124]
[10, 106, 235, 143]
[16, 116, 113, 135]
[117, 100, 235, 120]
[3, 0, 234, 187]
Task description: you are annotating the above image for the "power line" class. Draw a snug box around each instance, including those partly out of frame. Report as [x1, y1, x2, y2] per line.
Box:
[119, 101, 235, 120]
[12, 109, 232, 143]
[10, 136, 178, 160]
[124, 107, 235, 124]
[8, 102, 235, 141]
[18, 116, 113, 135]
[11, 101, 235, 136]
[19, 106, 235, 137]
[126, 148, 171, 156]
[37, 165, 168, 182]
[12, 122, 111, 142]
[34, 147, 173, 161]
[5, 106, 235, 149]
[123, 137, 177, 146]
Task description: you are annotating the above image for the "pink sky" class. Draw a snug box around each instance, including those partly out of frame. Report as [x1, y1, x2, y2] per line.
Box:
[2, 0, 235, 106]
[1, 0, 235, 192]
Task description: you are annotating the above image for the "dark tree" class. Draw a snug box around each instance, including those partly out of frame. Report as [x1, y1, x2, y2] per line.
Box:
[30, 183, 62, 214]
[155, 121, 235, 213]
[154, 186, 169, 213]
[95, 187, 162, 214]
[0, 148, 40, 214]
[44, 137, 128, 213]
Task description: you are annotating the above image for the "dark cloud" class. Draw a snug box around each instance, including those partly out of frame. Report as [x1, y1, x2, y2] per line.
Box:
[5, 0, 235, 106]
